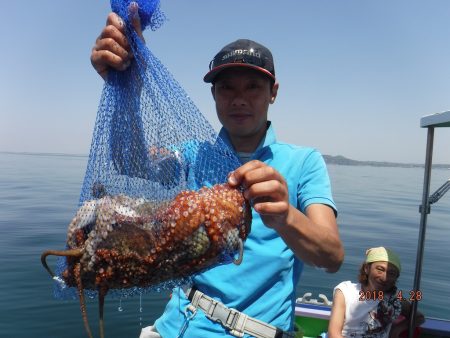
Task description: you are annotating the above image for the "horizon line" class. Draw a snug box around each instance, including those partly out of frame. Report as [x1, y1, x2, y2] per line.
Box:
[1, 150, 449, 167]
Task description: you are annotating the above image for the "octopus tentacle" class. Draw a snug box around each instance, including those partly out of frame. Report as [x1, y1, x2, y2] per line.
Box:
[75, 262, 94, 338]
[41, 249, 83, 278]
[41, 183, 251, 338]
[98, 286, 108, 338]
[233, 238, 244, 265]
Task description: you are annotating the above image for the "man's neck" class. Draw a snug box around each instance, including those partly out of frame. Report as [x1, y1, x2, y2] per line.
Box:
[229, 123, 269, 153]
[231, 136, 262, 153]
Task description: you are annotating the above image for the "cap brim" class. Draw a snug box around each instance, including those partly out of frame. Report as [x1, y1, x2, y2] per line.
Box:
[203, 63, 275, 83]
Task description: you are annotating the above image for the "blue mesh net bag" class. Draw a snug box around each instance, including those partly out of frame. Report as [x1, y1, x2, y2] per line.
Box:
[41, 1, 251, 335]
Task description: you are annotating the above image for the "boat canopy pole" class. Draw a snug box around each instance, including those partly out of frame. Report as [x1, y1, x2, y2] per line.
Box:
[428, 179, 450, 205]
[408, 127, 434, 338]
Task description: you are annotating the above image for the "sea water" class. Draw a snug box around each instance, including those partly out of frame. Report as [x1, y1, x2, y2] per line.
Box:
[0, 152, 448, 337]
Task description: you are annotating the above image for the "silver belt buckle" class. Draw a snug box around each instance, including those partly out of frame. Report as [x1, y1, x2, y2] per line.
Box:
[205, 300, 238, 330]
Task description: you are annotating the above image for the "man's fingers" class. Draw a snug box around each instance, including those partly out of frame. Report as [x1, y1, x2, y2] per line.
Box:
[91, 49, 130, 73]
[244, 180, 286, 201]
[252, 200, 289, 215]
[228, 160, 267, 186]
[104, 8, 143, 45]
[91, 25, 132, 77]
[128, 2, 144, 40]
[91, 11, 137, 80]
[106, 12, 126, 33]
[100, 24, 131, 52]
[245, 165, 282, 186]
[94, 37, 130, 63]
[230, 163, 282, 189]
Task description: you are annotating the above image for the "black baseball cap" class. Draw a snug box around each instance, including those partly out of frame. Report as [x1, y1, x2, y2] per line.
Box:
[203, 39, 275, 83]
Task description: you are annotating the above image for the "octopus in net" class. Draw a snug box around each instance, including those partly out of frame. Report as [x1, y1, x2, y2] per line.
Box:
[41, 183, 251, 338]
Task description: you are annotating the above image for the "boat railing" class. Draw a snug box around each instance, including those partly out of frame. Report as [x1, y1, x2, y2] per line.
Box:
[411, 111, 450, 338]
[296, 292, 333, 306]
[427, 178, 450, 205]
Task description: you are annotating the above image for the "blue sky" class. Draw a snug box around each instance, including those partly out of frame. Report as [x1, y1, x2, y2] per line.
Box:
[1, 0, 450, 163]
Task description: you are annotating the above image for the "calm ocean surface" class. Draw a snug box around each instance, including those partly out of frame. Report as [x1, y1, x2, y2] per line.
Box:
[0, 152, 449, 337]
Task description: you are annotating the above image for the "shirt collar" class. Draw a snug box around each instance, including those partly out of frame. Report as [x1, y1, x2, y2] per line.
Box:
[218, 121, 277, 155]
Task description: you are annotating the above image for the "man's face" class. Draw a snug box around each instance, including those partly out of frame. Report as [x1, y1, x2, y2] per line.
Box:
[366, 261, 399, 292]
[212, 68, 278, 149]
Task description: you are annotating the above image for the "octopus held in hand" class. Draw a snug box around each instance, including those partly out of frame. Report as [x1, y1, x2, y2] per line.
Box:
[41, 183, 251, 338]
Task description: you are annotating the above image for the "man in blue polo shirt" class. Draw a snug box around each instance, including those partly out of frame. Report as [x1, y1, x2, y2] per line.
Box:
[91, 8, 344, 338]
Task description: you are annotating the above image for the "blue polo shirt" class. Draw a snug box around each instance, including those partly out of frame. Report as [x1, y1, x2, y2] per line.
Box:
[155, 123, 336, 337]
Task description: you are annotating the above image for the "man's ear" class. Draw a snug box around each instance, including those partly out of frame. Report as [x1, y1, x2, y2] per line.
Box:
[270, 81, 279, 104]
[211, 85, 216, 100]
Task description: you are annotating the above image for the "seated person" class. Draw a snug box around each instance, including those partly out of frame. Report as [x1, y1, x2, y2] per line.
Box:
[328, 247, 424, 338]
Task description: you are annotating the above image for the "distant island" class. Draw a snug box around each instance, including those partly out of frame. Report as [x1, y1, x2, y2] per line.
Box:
[1, 151, 449, 169]
[323, 155, 450, 170]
